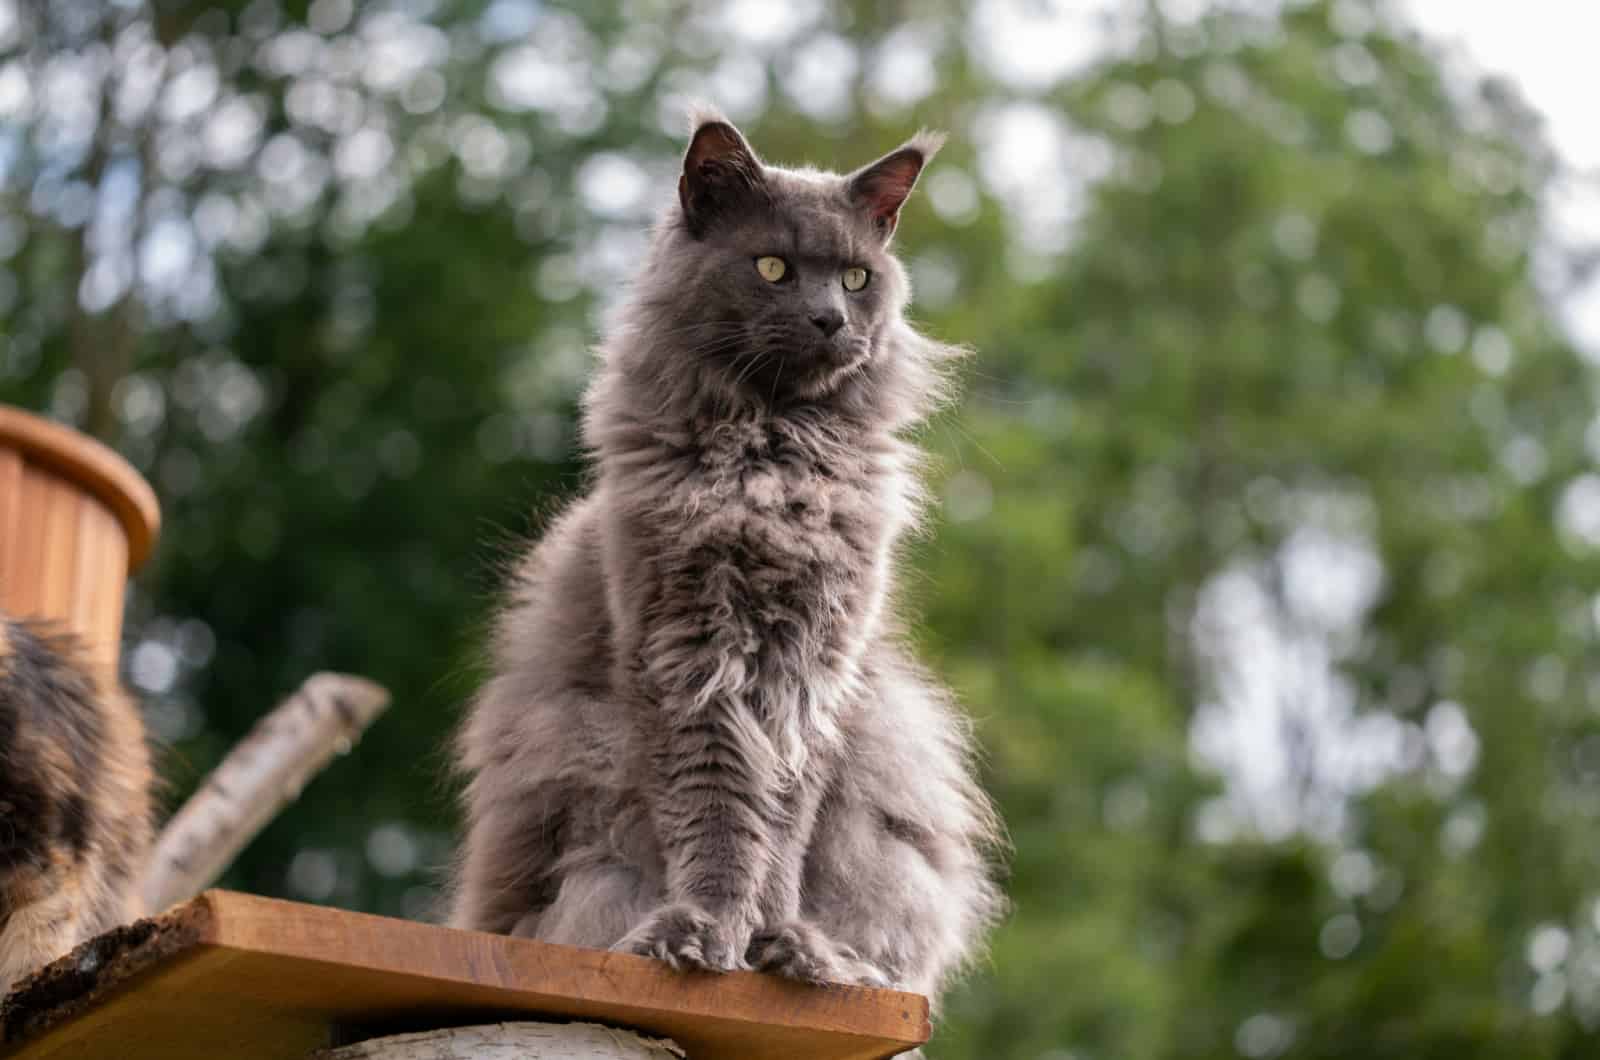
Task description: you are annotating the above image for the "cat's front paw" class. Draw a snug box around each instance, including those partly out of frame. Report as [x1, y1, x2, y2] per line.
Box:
[616, 902, 744, 972]
[747, 921, 893, 988]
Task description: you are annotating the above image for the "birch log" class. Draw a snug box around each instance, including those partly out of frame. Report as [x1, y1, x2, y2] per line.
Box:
[140, 673, 390, 913]
[315, 1023, 685, 1059]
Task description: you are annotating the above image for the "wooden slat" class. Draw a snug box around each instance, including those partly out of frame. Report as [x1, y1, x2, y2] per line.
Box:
[70, 495, 127, 676]
[69, 494, 105, 654]
[6, 467, 53, 621]
[0, 449, 21, 603]
[35, 478, 81, 625]
[0, 892, 929, 1060]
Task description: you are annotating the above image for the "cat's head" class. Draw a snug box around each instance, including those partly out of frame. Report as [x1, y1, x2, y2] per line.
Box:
[624, 111, 946, 409]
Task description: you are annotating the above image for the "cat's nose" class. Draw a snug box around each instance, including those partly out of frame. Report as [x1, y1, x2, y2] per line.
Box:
[809, 310, 845, 337]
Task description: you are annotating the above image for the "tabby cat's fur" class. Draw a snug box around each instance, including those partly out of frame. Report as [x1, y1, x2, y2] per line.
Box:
[0, 618, 152, 994]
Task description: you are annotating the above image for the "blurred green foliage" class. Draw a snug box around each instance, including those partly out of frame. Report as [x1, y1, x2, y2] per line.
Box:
[5, 0, 1600, 1056]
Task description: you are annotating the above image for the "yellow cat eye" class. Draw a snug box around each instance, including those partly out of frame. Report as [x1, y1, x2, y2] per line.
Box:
[842, 267, 870, 292]
[755, 256, 787, 282]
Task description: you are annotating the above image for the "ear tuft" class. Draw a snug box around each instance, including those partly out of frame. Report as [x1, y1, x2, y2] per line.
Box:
[848, 130, 945, 241]
[685, 102, 733, 136]
[903, 128, 948, 163]
[679, 109, 766, 238]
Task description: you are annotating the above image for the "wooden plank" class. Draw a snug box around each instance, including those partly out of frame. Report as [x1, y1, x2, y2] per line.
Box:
[0, 892, 929, 1060]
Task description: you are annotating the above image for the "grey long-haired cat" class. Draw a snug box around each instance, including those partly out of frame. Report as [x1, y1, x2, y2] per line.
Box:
[451, 113, 1004, 1009]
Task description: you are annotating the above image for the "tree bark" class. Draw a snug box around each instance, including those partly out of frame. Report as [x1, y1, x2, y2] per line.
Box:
[314, 1022, 684, 1059]
[140, 673, 390, 913]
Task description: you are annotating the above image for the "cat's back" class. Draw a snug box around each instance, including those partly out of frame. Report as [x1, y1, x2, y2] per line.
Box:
[459, 492, 620, 777]
[0, 618, 153, 887]
[496, 491, 609, 657]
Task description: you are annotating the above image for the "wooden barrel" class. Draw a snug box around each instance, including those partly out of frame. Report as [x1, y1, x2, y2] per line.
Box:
[0, 405, 160, 681]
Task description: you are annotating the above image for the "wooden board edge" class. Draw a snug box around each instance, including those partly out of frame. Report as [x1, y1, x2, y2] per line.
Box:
[0, 894, 215, 1048]
[200, 891, 932, 1046]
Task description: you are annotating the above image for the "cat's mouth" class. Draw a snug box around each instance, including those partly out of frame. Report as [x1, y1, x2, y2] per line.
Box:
[713, 327, 870, 398]
[784, 339, 872, 396]
[802, 332, 860, 361]
[786, 333, 867, 375]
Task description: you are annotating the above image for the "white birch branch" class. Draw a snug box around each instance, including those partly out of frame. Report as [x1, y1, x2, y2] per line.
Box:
[140, 672, 390, 913]
[314, 1022, 685, 1059]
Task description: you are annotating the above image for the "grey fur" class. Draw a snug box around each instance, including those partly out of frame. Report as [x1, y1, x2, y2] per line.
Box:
[450, 114, 1004, 1009]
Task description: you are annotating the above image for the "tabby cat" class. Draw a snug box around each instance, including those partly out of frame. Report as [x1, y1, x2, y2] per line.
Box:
[0, 618, 153, 994]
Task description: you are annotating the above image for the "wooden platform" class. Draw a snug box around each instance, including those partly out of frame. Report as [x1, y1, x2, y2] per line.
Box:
[0, 891, 928, 1060]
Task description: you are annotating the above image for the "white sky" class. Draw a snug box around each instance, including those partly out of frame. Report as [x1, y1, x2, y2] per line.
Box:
[1401, 1, 1599, 170]
[1399, 1, 1600, 356]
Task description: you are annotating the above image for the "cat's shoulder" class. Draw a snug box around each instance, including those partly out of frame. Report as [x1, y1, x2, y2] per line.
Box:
[508, 491, 607, 584]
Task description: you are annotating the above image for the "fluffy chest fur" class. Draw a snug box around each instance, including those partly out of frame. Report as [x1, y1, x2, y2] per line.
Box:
[607, 411, 907, 772]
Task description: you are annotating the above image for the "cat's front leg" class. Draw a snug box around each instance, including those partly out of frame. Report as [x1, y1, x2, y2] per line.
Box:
[616, 695, 786, 972]
[739, 764, 892, 989]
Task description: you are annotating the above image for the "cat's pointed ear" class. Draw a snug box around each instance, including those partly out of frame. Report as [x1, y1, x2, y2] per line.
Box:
[679, 112, 767, 238]
[848, 130, 945, 242]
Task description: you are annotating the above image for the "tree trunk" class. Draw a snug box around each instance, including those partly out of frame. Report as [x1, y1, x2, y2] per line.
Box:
[315, 1022, 684, 1059]
[140, 672, 391, 912]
